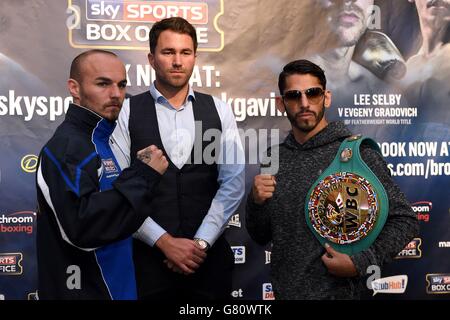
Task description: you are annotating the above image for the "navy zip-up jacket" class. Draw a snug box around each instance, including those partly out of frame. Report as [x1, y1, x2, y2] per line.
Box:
[36, 104, 161, 300]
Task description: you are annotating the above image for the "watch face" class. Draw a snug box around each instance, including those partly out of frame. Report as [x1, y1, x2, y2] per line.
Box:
[196, 239, 208, 249]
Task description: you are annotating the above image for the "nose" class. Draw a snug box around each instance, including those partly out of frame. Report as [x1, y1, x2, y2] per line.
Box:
[172, 53, 182, 67]
[110, 84, 121, 98]
[299, 92, 310, 108]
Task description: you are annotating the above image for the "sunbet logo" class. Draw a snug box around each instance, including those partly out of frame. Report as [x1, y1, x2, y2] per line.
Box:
[0, 253, 23, 275]
[426, 274, 450, 294]
[411, 201, 432, 222]
[0, 211, 35, 234]
[396, 238, 422, 259]
[230, 288, 243, 298]
[262, 283, 275, 300]
[231, 246, 245, 264]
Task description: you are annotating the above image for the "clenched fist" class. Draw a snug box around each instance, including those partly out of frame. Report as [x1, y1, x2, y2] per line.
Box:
[252, 174, 276, 205]
[137, 145, 168, 175]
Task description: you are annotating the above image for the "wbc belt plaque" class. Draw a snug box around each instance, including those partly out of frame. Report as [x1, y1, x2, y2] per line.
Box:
[305, 135, 389, 255]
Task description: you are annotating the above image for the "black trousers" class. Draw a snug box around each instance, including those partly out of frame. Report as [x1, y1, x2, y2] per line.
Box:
[133, 236, 234, 301]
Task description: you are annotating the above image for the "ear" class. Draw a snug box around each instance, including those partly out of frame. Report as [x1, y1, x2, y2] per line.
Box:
[67, 79, 80, 103]
[324, 90, 332, 109]
[275, 96, 285, 113]
[147, 52, 155, 68]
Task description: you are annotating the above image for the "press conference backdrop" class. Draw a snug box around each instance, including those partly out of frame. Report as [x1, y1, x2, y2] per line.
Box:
[0, 0, 449, 300]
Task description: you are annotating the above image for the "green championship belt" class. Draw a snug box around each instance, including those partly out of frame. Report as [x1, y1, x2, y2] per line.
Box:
[305, 134, 389, 255]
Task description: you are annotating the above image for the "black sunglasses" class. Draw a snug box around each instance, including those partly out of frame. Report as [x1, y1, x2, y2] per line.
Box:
[282, 87, 325, 105]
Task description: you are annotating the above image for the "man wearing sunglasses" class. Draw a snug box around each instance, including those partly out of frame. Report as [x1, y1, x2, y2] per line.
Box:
[245, 59, 418, 299]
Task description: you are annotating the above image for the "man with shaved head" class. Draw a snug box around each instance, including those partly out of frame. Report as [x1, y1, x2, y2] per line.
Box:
[36, 49, 168, 299]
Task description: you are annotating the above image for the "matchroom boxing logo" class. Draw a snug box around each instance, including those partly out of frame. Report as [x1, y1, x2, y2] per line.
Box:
[67, 0, 225, 52]
[0, 211, 36, 235]
[411, 201, 432, 222]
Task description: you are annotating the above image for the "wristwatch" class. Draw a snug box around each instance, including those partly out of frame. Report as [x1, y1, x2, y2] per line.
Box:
[194, 238, 210, 251]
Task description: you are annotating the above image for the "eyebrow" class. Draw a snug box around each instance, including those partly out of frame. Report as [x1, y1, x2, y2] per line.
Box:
[95, 77, 113, 82]
[161, 47, 193, 52]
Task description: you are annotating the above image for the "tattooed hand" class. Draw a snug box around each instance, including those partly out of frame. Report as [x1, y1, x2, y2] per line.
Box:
[137, 145, 168, 175]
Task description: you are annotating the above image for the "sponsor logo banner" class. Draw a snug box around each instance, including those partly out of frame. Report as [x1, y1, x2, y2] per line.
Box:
[262, 283, 274, 300]
[411, 201, 432, 222]
[371, 275, 408, 296]
[21, 155, 38, 173]
[426, 274, 450, 294]
[396, 238, 422, 259]
[231, 246, 245, 264]
[438, 241, 450, 248]
[67, 0, 224, 51]
[227, 213, 241, 228]
[0, 253, 24, 275]
[0, 211, 36, 235]
[265, 250, 271, 264]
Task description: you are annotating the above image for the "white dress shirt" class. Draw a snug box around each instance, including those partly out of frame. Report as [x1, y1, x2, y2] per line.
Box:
[111, 82, 245, 246]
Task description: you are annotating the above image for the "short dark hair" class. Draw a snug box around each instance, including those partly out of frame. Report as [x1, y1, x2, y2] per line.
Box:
[70, 49, 118, 82]
[149, 17, 198, 54]
[278, 59, 327, 94]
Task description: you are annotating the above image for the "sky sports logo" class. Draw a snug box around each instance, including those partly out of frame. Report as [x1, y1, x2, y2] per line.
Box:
[68, 0, 224, 51]
[0, 211, 35, 234]
[396, 238, 422, 259]
[87, 0, 209, 23]
[411, 201, 432, 222]
[426, 274, 450, 294]
[231, 246, 245, 264]
[0, 253, 23, 275]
